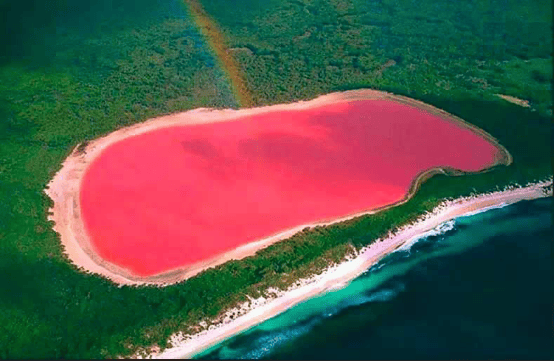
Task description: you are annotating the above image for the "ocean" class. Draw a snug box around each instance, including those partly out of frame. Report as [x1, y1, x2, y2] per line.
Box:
[197, 196, 553, 359]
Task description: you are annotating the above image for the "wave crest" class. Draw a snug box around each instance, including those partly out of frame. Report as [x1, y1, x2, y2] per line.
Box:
[397, 219, 457, 252]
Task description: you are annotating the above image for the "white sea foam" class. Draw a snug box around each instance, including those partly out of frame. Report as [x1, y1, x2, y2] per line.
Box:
[397, 219, 456, 252]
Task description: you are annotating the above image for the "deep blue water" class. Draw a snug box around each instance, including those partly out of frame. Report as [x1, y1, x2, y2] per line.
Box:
[198, 197, 553, 360]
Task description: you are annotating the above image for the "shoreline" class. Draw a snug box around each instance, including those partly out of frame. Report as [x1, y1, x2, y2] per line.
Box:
[140, 179, 552, 359]
[44, 89, 511, 287]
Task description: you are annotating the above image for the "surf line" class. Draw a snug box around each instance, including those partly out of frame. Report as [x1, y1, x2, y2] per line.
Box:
[183, 0, 254, 108]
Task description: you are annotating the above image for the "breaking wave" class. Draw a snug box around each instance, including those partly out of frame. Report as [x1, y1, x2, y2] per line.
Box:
[397, 219, 457, 253]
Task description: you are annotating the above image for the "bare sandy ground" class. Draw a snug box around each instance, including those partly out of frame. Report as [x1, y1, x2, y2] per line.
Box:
[495, 94, 531, 108]
[45, 89, 512, 286]
[139, 179, 552, 359]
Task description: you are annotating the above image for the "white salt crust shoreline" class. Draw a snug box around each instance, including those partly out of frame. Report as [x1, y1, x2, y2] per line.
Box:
[137, 179, 552, 359]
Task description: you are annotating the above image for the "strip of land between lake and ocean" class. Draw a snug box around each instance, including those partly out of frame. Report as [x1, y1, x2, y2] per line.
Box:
[140, 179, 552, 359]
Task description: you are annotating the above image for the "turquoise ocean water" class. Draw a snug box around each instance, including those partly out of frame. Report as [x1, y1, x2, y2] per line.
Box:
[198, 197, 553, 359]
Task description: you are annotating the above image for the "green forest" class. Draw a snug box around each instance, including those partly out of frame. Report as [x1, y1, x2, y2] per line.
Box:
[0, 0, 551, 358]
[200, 0, 552, 113]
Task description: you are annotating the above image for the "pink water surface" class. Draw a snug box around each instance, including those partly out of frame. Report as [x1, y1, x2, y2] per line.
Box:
[80, 99, 500, 276]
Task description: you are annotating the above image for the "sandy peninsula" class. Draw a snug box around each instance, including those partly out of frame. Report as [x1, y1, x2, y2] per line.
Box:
[45, 89, 512, 286]
[139, 179, 552, 359]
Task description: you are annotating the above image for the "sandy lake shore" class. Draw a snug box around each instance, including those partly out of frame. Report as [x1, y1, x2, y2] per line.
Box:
[139, 179, 552, 359]
[44, 89, 511, 286]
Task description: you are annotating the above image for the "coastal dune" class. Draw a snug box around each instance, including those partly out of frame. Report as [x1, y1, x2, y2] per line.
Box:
[45, 89, 511, 286]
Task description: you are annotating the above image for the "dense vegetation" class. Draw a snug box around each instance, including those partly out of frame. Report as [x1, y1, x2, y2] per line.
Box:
[201, 0, 552, 114]
[0, 0, 551, 358]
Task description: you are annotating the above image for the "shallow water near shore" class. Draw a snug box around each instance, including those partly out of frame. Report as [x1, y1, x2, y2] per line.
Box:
[197, 196, 553, 359]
